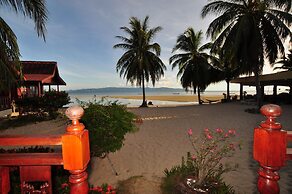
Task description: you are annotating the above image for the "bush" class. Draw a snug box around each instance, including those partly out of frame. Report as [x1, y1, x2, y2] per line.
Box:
[15, 90, 70, 118]
[80, 99, 138, 157]
[42, 91, 70, 117]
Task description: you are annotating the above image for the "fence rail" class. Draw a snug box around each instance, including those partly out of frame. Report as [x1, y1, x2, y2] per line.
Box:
[0, 106, 90, 194]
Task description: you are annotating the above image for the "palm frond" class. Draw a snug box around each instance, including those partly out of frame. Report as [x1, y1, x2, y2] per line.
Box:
[114, 16, 165, 90]
[1, 0, 48, 40]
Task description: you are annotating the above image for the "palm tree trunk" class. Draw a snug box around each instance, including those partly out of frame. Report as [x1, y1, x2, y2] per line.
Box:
[255, 69, 262, 109]
[140, 74, 147, 107]
[226, 79, 230, 101]
[198, 87, 202, 105]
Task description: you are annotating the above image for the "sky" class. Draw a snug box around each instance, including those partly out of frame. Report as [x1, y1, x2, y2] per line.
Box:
[1, 0, 289, 91]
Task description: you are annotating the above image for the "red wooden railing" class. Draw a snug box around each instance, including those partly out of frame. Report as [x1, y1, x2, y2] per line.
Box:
[253, 104, 292, 194]
[0, 106, 90, 194]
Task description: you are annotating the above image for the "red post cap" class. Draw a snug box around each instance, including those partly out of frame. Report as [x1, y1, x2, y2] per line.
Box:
[65, 106, 85, 133]
[260, 104, 282, 130]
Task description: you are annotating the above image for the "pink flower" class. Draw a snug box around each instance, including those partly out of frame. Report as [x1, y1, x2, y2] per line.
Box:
[228, 129, 236, 135]
[191, 155, 196, 160]
[107, 185, 113, 191]
[91, 186, 103, 192]
[224, 133, 229, 138]
[188, 128, 193, 136]
[204, 128, 209, 132]
[61, 183, 69, 189]
[206, 134, 213, 140]
[216, 128, 223, 133]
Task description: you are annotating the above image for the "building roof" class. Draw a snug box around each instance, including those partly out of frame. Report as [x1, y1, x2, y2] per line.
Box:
[231, 71, 292, 86]
[21, 61, 66, 85]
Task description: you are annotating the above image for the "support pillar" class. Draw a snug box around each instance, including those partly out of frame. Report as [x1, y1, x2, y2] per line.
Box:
[0, 167, 10, 194]
[273, 85, 277, 96]
[62, 106, 90, 194]
[240, 84, 243, 100]
[37, 82, 41, 97]
[253, 104, 286, 194]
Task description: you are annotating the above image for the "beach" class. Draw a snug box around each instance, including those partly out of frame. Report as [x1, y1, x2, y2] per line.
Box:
[110, 94, 223, 103]
[1, 102, 292, 193]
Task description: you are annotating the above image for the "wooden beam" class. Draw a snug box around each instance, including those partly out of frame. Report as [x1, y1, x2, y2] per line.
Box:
[0, 135, 62, 146]
[0, 153, 63, 166]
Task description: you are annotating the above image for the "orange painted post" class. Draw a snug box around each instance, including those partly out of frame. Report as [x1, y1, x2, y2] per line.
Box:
[62, 106, 90, 194]
[253, 104, 287, 194]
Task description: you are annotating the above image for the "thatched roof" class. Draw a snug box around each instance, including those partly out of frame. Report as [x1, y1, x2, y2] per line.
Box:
[231, 71, 292, 86]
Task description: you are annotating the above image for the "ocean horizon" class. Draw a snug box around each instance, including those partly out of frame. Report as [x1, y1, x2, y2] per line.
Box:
[65, 86, 288, 107]
[67, 88, 246, 107]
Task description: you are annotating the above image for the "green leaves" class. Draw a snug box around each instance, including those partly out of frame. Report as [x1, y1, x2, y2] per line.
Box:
[170, 28, 221, 103]
[0, 0, 48, 91]
[80, 100, 138, 157]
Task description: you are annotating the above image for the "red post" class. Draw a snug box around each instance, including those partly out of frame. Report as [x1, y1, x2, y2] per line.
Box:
[253, 104, 287, 194]
[62, 106, 90, 194]
[0, 167, 10, 194]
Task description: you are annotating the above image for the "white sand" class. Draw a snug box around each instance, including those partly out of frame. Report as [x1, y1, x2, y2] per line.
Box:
[1, 102, 292, 193]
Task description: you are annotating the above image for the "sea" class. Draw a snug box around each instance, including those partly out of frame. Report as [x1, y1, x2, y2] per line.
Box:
[66, 87, 248, 107]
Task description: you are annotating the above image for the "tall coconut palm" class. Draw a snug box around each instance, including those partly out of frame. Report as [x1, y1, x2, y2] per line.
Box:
[113, 16, 166, 107]
[274, 49, 292, 71]
[202, 0, 292, 108]
[0, 0, 47, 91]
[170, 28, 220, 104]
[210, 48, 241, 101]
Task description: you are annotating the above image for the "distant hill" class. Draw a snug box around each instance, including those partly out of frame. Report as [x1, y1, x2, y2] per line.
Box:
[67, 87, 187, 94]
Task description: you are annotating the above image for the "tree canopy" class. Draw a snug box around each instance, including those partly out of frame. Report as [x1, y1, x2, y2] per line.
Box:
[114, 16, 166, 107]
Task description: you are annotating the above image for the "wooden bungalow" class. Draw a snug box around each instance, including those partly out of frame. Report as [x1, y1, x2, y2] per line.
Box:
[19, 61, 66, 97]
[0, 61, 66, 110]
[231, 71, 292, 101]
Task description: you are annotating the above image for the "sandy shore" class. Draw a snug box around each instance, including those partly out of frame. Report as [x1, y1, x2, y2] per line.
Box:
[1, 102, 292, 193]
[110, 95, 223, 103]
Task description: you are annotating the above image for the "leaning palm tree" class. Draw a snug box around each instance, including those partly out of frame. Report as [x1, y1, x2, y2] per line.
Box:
[113, 16, 166, 107]
[202, 0, 292, 108]
[0, 0, 47, 91]
[274, 49, 292, 71]
[170, 28, 219, 104]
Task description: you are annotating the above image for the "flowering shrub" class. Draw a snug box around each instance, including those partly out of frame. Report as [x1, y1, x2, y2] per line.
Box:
[61, 183, 117, 194]
[162, 128, 240, 194]
[186, 128, 239, 189]
[90, 184, 117, 194]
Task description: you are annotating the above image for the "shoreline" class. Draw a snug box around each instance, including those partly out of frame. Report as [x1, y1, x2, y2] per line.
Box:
[110, 95, 223, 103]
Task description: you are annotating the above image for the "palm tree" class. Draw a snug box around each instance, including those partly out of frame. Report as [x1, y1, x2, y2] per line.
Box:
[211, 48, 241, 101]
[274, 49, 292, 71]
[0, 0, 47, 91]
[113, 16, 166, 107]
[202, 0, 292, 108]
[170, 28, 220, 104]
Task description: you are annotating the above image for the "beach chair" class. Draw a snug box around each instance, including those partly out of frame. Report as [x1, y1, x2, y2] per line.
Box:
[200, 98, 220, 104]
